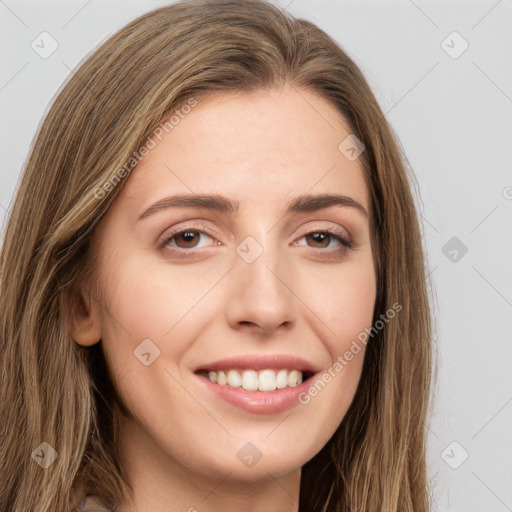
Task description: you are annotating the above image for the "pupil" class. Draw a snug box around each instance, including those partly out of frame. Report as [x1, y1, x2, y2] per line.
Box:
[180, 231, 197, 246]
[310, 233, 328, 247]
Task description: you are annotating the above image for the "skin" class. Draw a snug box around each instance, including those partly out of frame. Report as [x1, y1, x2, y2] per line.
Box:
[71, 84, 377, 512]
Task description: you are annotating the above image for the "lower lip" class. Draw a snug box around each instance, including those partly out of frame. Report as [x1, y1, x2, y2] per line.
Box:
[196, 373, 314, 414]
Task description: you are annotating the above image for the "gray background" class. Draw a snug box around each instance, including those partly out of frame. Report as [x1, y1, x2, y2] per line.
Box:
[1, 1, 511, 510]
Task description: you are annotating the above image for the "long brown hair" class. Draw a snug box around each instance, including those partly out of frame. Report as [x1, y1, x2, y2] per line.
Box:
[0, 1, 435, 510]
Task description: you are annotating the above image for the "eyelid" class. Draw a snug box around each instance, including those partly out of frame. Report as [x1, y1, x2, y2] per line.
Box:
[160, 221, 352, 244]
[295, 222, 351, 240]
[159, 221, 222, 247]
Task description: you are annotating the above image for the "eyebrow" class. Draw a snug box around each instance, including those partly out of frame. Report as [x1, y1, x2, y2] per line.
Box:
[138, 192, 369, 220]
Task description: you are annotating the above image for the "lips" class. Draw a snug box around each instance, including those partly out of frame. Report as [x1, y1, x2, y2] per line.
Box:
[193, 354, 320, 412]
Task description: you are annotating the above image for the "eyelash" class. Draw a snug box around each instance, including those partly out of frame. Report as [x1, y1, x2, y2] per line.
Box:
[160, 224, 356, 258]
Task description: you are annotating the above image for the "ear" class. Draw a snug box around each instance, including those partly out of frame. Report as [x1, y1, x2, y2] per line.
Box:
[67, 283, 102, 347]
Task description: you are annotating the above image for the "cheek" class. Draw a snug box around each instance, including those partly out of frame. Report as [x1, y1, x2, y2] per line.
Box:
[298, 252, 377, 348]
[294, 265, 375, 438]
[100, 248, 197, 329]
[97, 252, 229, 372]
[296, 253, 375, 394]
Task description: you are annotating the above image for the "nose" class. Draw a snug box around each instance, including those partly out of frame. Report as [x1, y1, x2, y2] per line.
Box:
[225, 242, 296, 336]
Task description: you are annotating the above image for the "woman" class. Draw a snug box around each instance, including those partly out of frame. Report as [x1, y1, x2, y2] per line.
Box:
[0, 1, 434, 511]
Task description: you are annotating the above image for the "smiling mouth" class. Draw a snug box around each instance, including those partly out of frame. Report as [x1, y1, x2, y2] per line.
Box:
[195, 368, 315, 392]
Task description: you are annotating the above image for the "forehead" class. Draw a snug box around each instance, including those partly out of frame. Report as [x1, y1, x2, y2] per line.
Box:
[118, 87, 369, 217]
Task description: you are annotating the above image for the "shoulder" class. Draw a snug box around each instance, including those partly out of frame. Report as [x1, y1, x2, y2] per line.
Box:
[76, 495, 113, 512]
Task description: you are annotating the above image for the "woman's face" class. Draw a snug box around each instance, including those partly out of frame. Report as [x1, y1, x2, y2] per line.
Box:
[84, 86, 376, 484]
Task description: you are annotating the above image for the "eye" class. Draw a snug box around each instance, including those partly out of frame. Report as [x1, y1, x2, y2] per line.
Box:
[162, 227, 218, 252]
[160, 225, 356, 257]
[296, 230, 355, 251]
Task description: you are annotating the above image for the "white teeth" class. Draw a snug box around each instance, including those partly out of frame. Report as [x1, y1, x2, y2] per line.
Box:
[217, 370, 227, 385]
[227, 369, 242, 387]
[203, 369, 304, 390]
[258, 369, 276, 391]
[241, 370, 258, 391]
[288, 369, 298, 386]
[276, 369, 288, 389]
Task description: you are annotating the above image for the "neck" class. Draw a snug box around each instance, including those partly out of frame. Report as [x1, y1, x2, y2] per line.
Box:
[114, 414, 301, 512]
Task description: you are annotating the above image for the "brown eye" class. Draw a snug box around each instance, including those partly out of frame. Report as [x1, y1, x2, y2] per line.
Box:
[162, 229, 216, 251]
[305, 232, 332, 248]
[172, 230, 202, 248]
[302, 231, 353, 250]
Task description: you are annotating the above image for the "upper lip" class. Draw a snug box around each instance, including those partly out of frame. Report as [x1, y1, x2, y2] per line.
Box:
[193, 354, 321, 374]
